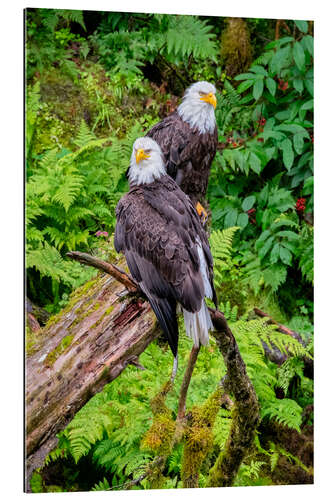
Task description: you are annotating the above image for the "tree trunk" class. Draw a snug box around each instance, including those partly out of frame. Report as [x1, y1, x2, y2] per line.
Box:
[25, 268, 159, 490]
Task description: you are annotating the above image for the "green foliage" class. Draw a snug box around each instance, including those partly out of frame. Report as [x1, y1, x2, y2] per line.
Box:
[95, 13, 218, 83]
[26, 118, 141, 306]
[26, 8, 86, 80]
[39, 307, 312, 490]
[26, 10, 313, 491]
[209, 23, 313, 301]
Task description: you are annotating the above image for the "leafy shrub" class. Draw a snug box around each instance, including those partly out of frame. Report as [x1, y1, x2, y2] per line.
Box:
[208, 21, 313, 300]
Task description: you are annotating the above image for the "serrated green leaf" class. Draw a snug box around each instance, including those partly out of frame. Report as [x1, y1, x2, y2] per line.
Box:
[242, 195, 256, 211]
[253, 79, 264, 100]
[279, 245, 292, 265]
[234, 73, 263, 81]
[249, 152, 262, 174]
[275, 110, 290, 121]
[293, 41, 306, 71]
[293, 78, 304, 94]
[258, 235, 275, 259]
[303, 35, 314, 56]
[266, 77, 277, 96]
[280, 138, 294, 170]
[275, 124, 308, 134]
[270, 243, 281, 264]
[237, 213, 249, 228]
[304, 78, 314, 96]
[250, 65, 268, 75]
[224, 208, 238, 228]
[256, 229, 271, 248]
[237, 79, 255, 93]
[303, 176, 313, 195]
[276, 230, 300, 241]
[270, 45, 291, 74]
[293, 133, 305, 154]
[301, 99, 314, 110]
[294, 20, 308, 33]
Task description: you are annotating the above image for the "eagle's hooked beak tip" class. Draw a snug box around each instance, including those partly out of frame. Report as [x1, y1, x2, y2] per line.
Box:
[136, 149, 150, 164]
[200, 92, 217, 109]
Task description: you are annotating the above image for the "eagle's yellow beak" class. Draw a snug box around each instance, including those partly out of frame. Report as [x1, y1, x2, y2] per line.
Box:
[136, 149, 150, 164]
[200, 92, 217, 109]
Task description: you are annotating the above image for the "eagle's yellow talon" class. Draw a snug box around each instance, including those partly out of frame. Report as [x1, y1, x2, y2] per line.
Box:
[196, 202, 208, 225]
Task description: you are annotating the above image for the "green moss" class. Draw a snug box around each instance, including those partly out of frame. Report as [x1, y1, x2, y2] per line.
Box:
[141, 381, 175, 456]
[45, 334, 74, 366]
[25, 325, 40, 356]
[89, 304, 115, 330]
[30, 471, 44, 493]
[220, 18, 252, 77]
[181, 388, 223, 488]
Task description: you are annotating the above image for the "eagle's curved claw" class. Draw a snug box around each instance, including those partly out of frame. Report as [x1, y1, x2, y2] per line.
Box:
[196, 202, 208, 226]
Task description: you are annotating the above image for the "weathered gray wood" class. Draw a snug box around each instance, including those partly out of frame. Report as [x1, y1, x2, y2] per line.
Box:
[25, 269, 159, 490]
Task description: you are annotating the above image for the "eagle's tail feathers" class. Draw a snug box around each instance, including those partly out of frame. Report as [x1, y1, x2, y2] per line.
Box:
[183, 301, 213, 347]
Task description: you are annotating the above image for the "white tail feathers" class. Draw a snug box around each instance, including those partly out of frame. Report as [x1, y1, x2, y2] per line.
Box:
[182, 240, 214, 347]
[183, 301, 213, 347]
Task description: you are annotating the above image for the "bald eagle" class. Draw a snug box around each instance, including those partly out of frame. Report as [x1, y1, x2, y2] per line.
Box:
[115, 137, 217, 357]
[146, 81, 218, 221]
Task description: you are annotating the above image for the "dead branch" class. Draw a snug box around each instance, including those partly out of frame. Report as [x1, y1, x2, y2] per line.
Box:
[177, 346, 200, 420]
[66, 251, 139, 293]
[253, 307, 313, 379]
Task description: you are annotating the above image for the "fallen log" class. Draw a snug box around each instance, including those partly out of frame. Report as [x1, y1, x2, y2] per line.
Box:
[25, 252, 260, 490]
[25, 265, 158, 490]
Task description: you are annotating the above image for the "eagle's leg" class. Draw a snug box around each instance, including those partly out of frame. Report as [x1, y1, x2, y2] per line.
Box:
[196, 202, 208, 225]
[171, 354, 178, 383]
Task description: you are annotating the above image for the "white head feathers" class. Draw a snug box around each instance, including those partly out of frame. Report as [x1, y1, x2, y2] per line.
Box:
[128, 137, 166, 186]
[178, 81, 217, 135]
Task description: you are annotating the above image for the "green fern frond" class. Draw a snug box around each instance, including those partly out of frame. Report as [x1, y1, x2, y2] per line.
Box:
[261, 398, 303, 431]
[58, 9, 86, 31]
[210, 227, 239, 262]
[166, 16, 218, 60]
[91, 478, 111, 492]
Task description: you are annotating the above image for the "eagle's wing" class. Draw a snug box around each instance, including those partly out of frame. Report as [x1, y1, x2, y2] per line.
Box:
[146, 112, 193, 183]
[114, 177, 216, 355]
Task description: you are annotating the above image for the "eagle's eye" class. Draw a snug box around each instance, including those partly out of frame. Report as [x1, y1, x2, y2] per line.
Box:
[198, 91, 205, 96]
[145, 149, 151, 154]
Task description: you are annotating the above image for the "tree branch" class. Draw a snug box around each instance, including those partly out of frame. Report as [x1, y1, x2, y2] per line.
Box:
[207, 308, 260, 487]
[253, 308, 305, 345]
[66, 251, 139, 293]
[253, 307, 313, 379]
[177, 346, 200, 420]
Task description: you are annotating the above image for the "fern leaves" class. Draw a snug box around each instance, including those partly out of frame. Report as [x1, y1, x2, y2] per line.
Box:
[166, 16, 218, 60]
[26, 120, 132, 300]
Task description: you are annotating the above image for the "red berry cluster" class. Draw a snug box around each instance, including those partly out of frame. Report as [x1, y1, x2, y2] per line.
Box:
[278, 79, 289, 91]
[258, 117, 266, 127]
[247, 207, 256, 224]
[295, 198, 306, 213]
[227, 136, 242, 148]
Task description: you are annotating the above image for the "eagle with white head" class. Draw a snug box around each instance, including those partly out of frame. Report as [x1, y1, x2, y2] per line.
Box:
[146, 81, 218, 221]
[115, 136, 217, 357]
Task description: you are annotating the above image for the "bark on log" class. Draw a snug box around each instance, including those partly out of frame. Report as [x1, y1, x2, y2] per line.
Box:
[25, 267, 158, 490]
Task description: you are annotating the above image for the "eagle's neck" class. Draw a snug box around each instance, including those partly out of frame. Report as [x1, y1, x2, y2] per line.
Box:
[178, 99, 216, 135]
[128, 158, 165, 186]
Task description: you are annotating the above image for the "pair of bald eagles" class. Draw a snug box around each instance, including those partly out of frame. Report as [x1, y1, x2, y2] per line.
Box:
[115, 82, 218, 358]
